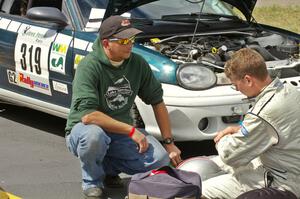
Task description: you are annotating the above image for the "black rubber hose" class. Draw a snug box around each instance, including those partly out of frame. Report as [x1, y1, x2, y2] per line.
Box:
[247, 44, 279, 61]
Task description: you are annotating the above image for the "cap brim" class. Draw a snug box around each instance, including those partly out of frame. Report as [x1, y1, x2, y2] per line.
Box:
[113, 28, 143, 39]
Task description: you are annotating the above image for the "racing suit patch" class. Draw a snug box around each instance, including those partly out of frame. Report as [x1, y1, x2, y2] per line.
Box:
[239, 121, 249, 136]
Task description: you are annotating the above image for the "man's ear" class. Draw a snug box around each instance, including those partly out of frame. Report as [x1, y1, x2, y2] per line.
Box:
[102, 39, 109, 48]
[244, 75, 253, 86]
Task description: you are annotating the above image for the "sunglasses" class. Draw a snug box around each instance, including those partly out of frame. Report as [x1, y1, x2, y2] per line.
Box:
[108, 36, 136, 45]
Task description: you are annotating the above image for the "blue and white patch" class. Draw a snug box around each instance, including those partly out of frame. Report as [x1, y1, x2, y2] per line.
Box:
[241, 124, 249, 136]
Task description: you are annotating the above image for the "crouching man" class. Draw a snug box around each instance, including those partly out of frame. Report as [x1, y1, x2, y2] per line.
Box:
[65, 15, 181, 199]
[201, 48, 300, 199]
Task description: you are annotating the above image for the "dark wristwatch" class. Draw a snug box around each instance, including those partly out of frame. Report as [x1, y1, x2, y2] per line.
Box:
[162, 137, 174, 145]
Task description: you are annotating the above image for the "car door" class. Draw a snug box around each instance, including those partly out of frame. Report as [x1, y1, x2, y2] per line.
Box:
[0, 5, 74, 117]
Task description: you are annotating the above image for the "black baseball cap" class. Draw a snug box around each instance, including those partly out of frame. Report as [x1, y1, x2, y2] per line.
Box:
[99, 15, 142, 39]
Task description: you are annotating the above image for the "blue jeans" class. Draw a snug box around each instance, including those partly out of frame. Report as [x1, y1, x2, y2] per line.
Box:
[66, 122, 170, 190]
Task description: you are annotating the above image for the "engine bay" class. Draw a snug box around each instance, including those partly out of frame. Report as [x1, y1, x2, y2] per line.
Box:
[141, 31, 300, 78]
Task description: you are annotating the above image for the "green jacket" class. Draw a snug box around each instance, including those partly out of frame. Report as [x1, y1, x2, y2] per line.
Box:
[65, 37, 163, 134]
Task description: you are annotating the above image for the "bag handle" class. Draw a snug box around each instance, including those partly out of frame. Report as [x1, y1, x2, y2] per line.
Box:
[149, 170, 168, 176]
[137, 166, 199, 186]
[147, 166, 191, 184]
[128, 193, 196, 199]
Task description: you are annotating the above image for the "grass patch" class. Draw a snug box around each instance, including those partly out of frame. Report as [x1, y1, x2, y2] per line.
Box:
[252, 5, 300, 34]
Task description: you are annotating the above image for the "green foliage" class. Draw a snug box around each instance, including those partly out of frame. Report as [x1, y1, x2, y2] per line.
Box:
[253, 5, 300, 34]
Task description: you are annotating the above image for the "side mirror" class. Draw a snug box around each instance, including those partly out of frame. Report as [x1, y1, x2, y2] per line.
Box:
[26, 7, 68, 27]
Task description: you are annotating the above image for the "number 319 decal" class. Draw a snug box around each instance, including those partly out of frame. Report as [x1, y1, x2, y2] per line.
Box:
[13, 24, 56, 96]
[20, 43, 41, 75]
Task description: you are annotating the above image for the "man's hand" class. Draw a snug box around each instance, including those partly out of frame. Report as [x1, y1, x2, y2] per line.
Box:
[82, 111, 102, 125]
[131, 129, 149, 153]
[214, 126, 240, 143]
[164, 144, 182, 167]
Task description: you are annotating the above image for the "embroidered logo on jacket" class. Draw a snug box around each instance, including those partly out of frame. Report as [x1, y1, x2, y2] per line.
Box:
[105, 76, 133, 110]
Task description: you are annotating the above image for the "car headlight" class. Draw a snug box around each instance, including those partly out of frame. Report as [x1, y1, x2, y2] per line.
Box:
[176, 63, 217, 90]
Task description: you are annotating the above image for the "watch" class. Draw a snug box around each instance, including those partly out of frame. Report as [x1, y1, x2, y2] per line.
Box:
[162, 137, 174, 145]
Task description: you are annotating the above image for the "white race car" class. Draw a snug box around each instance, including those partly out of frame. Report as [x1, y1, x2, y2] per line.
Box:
[0, 0, 299, 141]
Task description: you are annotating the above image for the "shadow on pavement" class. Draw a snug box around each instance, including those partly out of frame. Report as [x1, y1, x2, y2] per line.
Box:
[105, 177, 130, 199]
[0, 103, 217, 159]
[0, 103, 66, 137]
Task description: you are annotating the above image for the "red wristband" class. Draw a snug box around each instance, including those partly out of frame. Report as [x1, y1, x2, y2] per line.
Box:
[128, 127, 135, 137]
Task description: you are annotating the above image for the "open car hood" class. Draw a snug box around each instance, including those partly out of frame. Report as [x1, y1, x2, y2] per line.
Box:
[221, 0, 256, 21]
[104, 0, 257, 21]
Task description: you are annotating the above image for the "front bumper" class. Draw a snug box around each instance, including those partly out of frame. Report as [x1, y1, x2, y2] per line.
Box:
[136, 76, 300, 141]
[135, 84, 251, 141]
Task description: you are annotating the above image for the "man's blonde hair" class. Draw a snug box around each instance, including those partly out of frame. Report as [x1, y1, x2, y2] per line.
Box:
[224, 48, 268, 81]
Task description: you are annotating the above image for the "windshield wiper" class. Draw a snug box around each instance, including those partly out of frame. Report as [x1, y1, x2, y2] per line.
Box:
[161, 14, 209, 27]
[161, 12, 238, 23]
[190, 12, 240, 20]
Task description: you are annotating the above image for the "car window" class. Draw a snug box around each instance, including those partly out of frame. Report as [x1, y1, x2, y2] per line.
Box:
[27, 0, 62, 10]
[0, 0, 14, 13]
[0, 0, 27, 15]
[0, 0, 63, 16]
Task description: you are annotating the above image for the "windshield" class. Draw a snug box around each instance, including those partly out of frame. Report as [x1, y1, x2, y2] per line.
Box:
[136, 0, 235, 18]
[77, 0, 236, 29]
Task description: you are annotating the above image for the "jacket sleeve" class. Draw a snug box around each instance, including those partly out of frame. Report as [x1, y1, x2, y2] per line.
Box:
[137, 58, 163, 105]
[71, 57, 100, 116]
[216, 113, 278, 168]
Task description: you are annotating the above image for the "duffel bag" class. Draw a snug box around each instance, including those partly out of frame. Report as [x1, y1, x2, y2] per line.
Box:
[128, 166, 201, 199]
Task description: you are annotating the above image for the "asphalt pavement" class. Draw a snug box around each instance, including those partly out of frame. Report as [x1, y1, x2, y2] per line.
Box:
[0, 104, 130, 199]
[0, 103, 216, 199]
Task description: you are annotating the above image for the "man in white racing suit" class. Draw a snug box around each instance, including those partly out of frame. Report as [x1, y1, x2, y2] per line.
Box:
[201, 48, 300, 199]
